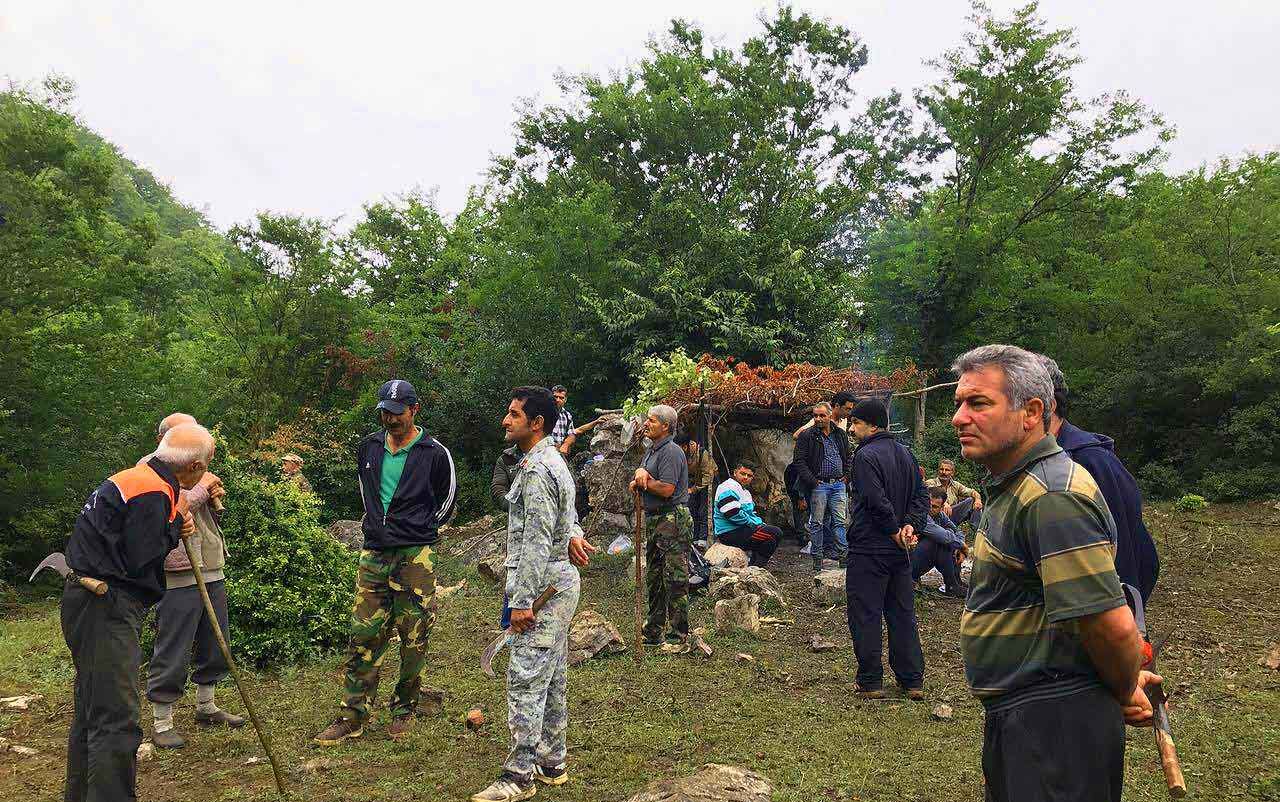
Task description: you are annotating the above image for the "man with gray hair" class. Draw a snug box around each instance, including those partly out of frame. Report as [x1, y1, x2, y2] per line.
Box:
[630, 404, 692, 653]
[62, 424, 213, 802]
[1039, 355, 1160, 602]
[951, 345, 1161, 802]
[144, 415, 243, 749]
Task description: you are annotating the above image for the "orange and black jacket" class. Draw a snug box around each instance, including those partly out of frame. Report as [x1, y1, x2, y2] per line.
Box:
[66, 456, 183, 605]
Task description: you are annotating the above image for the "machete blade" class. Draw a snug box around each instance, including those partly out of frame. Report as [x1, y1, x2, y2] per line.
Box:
[480, 631, 512, 678]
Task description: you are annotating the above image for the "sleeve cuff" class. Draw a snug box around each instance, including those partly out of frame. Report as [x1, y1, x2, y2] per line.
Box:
[1045, 594, 1125, 624]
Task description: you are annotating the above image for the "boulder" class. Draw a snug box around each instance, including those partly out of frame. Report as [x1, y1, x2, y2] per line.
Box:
[714, 593, 760, 634]
[568, 610, 627, 666]
[704, 543, 749, 569]
[812, 569, 846, 605]
[441, 513, 506, 567]
[623, 763, 774, 802]
[584, 458, 634, 516]
[708, 567, 784, 608]
[326, 520, 363, 550]
[477, 553, 507, 584]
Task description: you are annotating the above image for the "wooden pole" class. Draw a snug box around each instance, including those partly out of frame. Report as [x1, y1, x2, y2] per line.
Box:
[914, 389, 927, 449]
[632, 491, 645, 664]
[179, 532, 286, 796]
[705, 422, 717, 544]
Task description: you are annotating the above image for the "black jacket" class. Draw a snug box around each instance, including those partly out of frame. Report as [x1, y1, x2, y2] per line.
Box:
[848, 431, 929, 556]
[1057, 421, 1160, 601]
[790, 424, 851, 495]
[66, 457, 183, 605]
[356, 430, 457, 550]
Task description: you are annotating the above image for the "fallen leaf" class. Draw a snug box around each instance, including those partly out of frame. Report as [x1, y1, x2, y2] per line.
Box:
[11, 745, 38, 757]
[0, 695, 43, 711]
[736, 653, 756, 663]
[933, 704, 954, 720]
[1260, 644, 1280, 671]
[136, 743, 154, 761]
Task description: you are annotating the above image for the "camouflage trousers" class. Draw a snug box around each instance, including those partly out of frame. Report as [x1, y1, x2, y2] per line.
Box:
[642, 506, 692, 642]
[504, 562, 580, 781]
[338, 545, 437, 722]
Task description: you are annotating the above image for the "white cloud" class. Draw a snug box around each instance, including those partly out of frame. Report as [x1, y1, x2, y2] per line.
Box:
[3, 0, 1276, 229]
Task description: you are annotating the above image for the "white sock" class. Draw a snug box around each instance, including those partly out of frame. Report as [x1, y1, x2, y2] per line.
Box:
[195, 684, 219, 714]
[153, 702, 174, 733]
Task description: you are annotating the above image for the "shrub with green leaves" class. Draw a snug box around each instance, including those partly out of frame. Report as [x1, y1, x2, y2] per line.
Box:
[622, 350, 730, 418]
[218, 455, 357, 667]
[1174, 494, 1208, 513]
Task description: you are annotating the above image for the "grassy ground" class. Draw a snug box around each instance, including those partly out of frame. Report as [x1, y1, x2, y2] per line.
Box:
[2, 502, 1279, 801]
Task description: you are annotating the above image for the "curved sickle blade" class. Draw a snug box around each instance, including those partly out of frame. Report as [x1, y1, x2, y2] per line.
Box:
[29, 552, 70, 583]
[480, 632, 510, 678]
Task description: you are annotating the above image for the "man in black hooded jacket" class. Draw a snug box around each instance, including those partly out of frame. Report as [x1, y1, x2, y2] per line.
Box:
[1040, 356, 1160, 601]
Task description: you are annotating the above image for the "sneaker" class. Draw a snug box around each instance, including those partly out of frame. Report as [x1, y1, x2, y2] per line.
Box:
[152, 728, 186, 749]
[533, 763, 568, 786]
[312, 718, 363, 746]
[855, 686, 885, 700]
[195, 709, 246, 728]
[387, 713, 415, 740]
[471, 774, 537, 801]
[658, 640, 691, 655]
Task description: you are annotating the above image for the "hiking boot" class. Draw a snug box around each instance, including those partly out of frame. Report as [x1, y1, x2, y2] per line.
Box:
[856, 686, 885, 700]
[195, 709, 246, 728]
[902, 687, 926, 701]
[658, 640, 691, 655]
[387, 714, 415, 740]
[533, 762, 568, 786]
[152, 728, 186, 749]
[471, 773, 537, 802]
[312, 718, 363, 746]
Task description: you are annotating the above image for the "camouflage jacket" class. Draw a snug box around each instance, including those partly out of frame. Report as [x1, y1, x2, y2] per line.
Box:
[504, 436, 577, 609]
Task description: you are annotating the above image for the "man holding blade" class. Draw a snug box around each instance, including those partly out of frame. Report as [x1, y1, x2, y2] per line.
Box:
[473, 386, 595, 802]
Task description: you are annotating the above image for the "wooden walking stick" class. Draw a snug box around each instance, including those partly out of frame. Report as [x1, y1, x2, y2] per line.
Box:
[179, 527, 286, 796]
[632, 490, 645, 664]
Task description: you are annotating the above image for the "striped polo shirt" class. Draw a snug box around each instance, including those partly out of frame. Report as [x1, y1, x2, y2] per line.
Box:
[961, 434, 1125, 711]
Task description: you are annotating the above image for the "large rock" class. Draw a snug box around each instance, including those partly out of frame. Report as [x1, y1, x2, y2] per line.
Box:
[568, 609, 627, 665]
[812, 569, 846, 605]
[704, 543, 749, 569]
[477, 553, 507, 584]
[708, 567, 784, 608]
[327, 520, 363, 550]
[584, 458, 635, 516]
[714, 593, 760, 634]
[623, 763, 774, 802]
[441, 513, 506, 568]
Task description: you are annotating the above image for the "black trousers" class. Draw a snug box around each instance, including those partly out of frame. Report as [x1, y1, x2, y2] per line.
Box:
[688, 490, 710, 543]
[845, 550, 924, 690]
[146, 580, 231, 704]
[982, 686, 1125, 802]
[61, 581, 147, 802]
[716, 524, 782, 567]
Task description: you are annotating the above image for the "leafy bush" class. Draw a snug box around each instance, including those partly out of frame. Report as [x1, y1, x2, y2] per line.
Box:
[914, 416, 983, 488]
[1138, 461, 1184, 499]
[218, 453, 357, 667]
[1174, 494, 1207, 513]
[622, 350, 731, 418]
[1197, 468, 1271, 503]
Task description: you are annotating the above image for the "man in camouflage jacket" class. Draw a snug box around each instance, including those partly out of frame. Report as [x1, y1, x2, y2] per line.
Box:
[473, 386, 596, 802]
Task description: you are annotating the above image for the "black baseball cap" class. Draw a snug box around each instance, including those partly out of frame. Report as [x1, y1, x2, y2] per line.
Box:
[376, 379, 418, 414]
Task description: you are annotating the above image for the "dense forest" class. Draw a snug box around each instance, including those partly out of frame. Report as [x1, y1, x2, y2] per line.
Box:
[3, 3, 1277, 579]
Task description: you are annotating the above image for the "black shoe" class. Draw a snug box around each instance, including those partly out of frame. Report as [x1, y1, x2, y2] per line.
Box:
[642, 635, 663, 646]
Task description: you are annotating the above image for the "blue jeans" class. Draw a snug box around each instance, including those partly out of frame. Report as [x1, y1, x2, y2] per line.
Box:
[807, 481, 847, 559]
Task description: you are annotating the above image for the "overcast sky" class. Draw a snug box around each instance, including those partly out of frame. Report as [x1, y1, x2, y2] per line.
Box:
[4, 1, 1277, 230]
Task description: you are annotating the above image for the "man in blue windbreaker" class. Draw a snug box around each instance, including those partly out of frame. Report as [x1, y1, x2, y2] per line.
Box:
[712, 460, 781, 567]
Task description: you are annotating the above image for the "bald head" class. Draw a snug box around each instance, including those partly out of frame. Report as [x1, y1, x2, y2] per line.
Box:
[155, 423, 215, 488]
[157, 413, 197, 443]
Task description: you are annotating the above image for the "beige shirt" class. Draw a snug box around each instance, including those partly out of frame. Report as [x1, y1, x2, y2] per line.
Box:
[925, 477, 981, 506]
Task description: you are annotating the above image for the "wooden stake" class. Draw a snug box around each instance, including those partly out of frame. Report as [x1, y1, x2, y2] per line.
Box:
[180, 532, 286, 796]
[914, 389, 927, 449]
[632, 490, 646, 664]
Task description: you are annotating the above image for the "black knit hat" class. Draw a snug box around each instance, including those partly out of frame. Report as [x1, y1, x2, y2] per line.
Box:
[850, 398, 888, 429]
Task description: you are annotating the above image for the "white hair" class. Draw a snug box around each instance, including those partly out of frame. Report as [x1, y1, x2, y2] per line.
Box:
[648, 404, 678, 432]
[155, 424, 215, 467]
[951, 344, 1053, 428]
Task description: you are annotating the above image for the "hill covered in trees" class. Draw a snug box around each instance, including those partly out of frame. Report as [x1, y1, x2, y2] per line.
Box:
[2, 3, 1276, 577]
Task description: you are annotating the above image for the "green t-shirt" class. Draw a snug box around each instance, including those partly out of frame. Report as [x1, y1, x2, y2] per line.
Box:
[961, 435, 1124, 710]
[380, 427, 424, 511]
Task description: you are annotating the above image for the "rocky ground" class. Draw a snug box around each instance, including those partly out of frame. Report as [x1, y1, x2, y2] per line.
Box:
[1, 502, 1278, 801]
